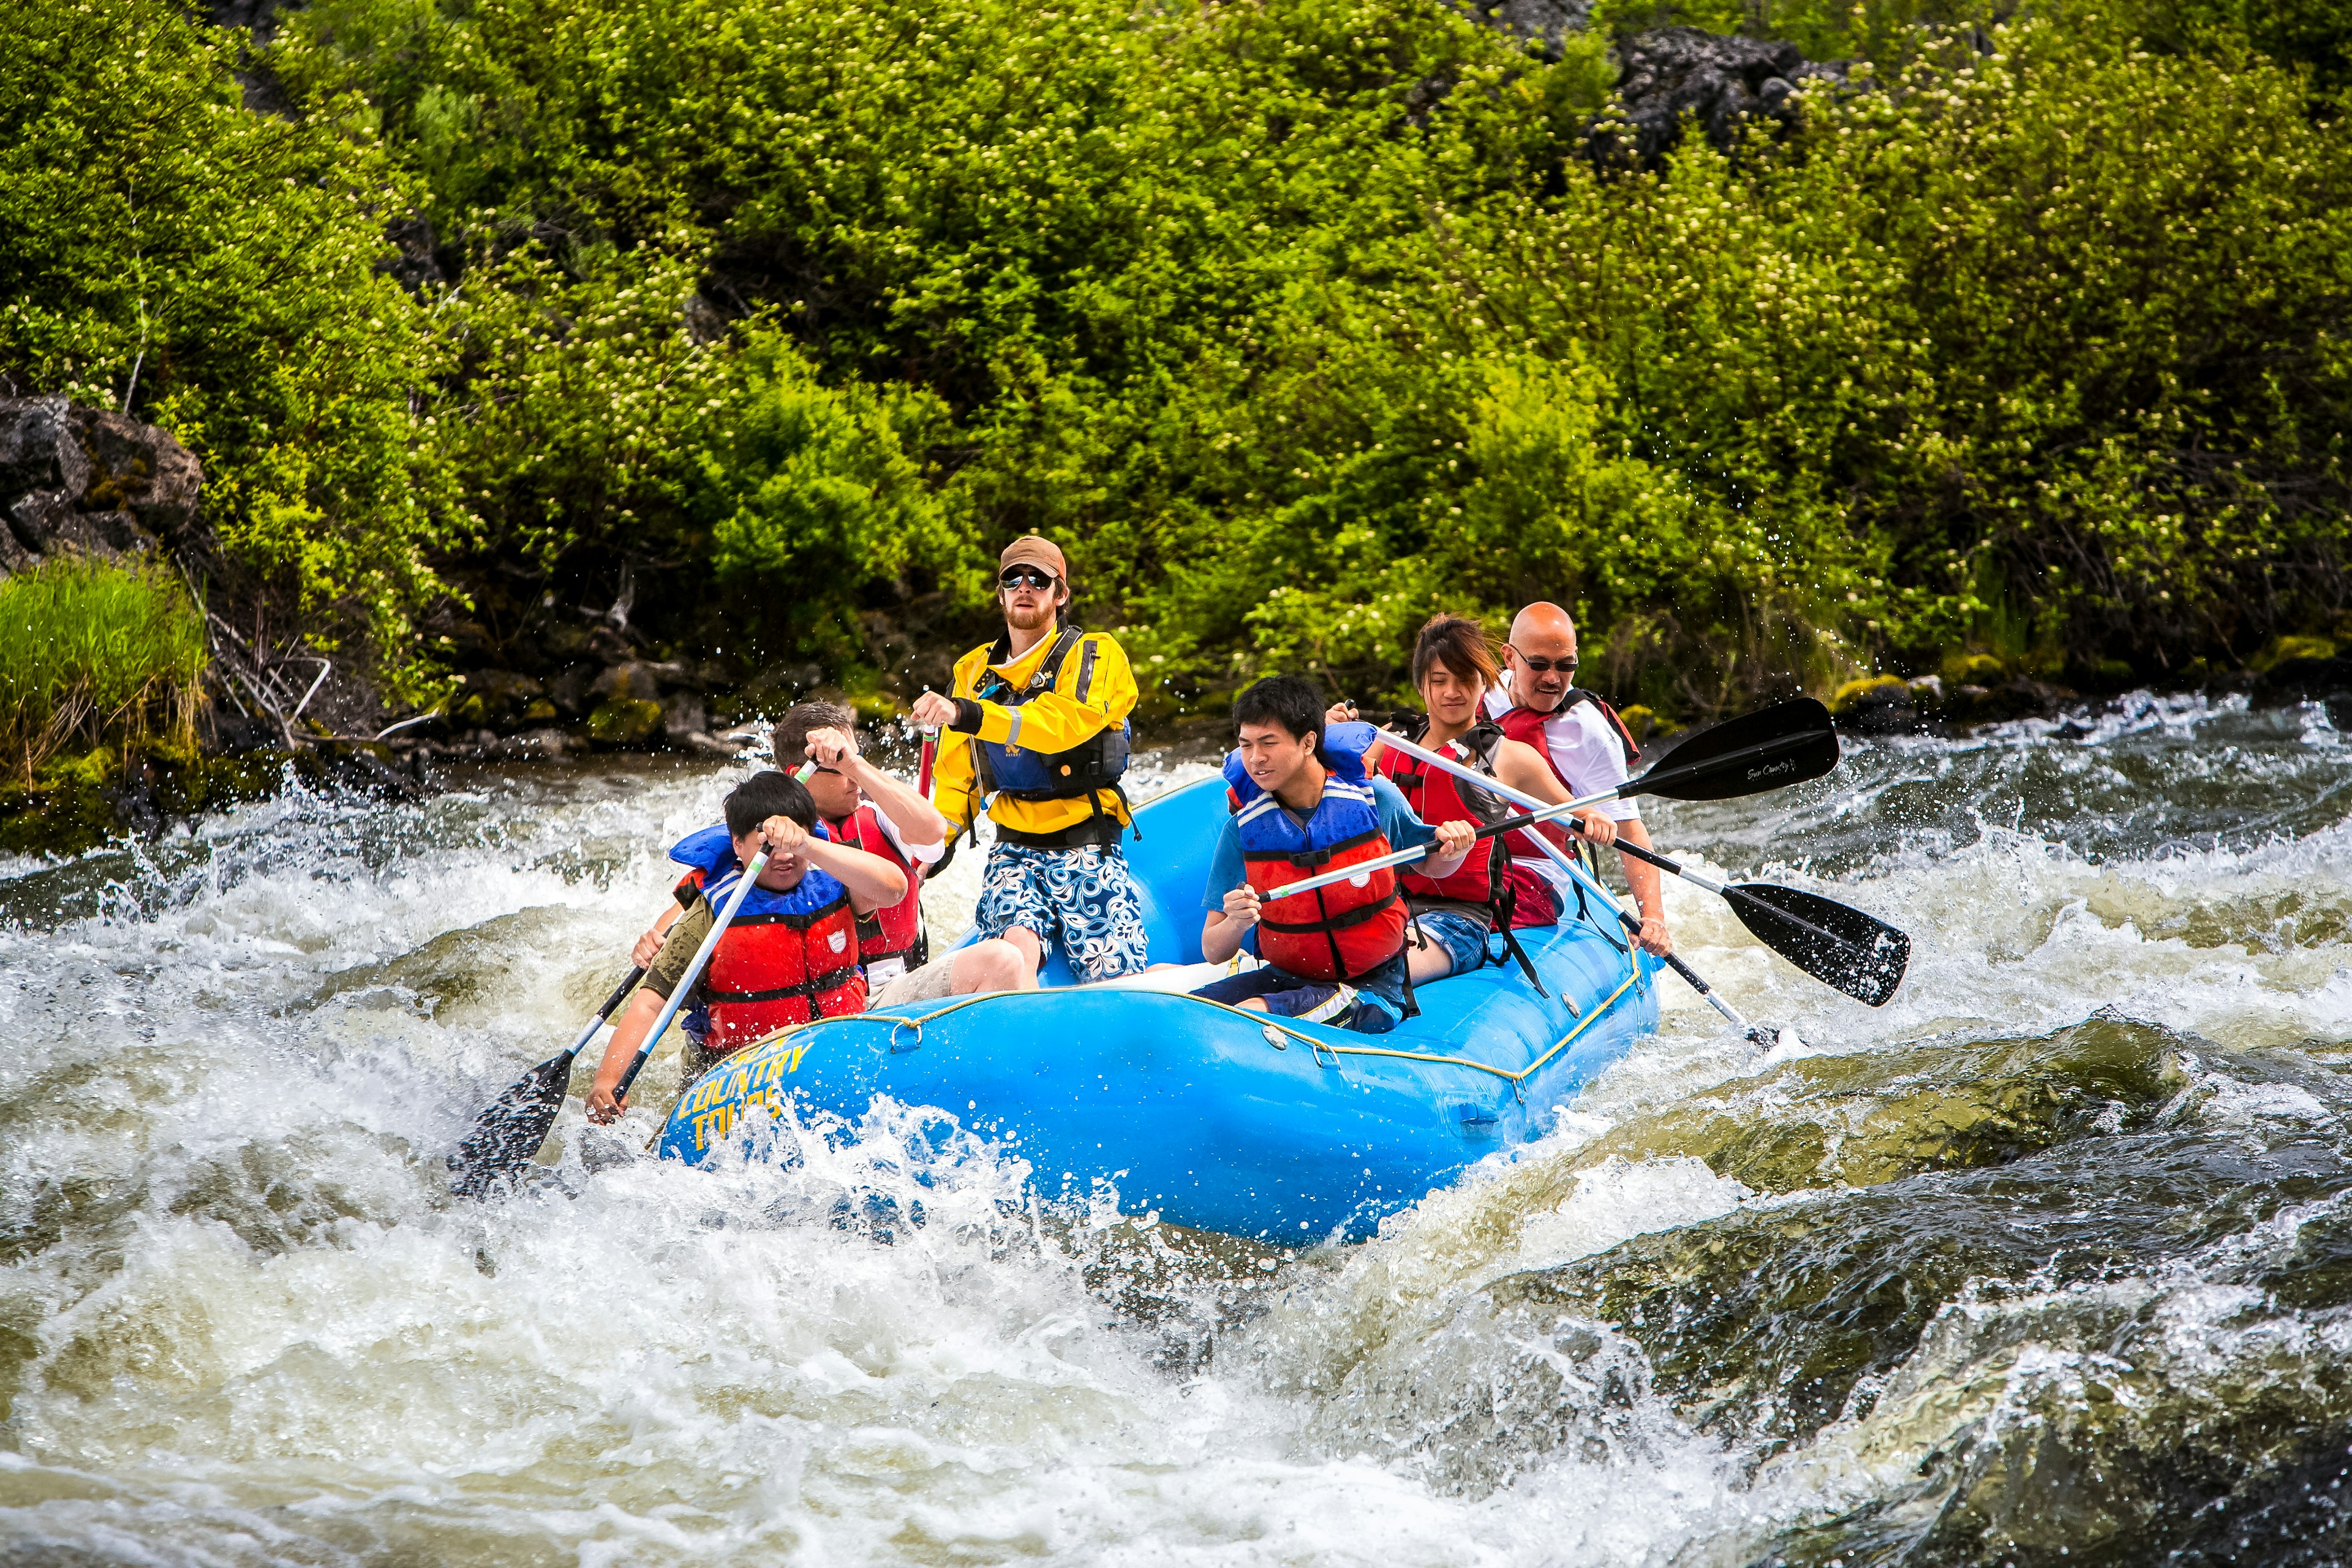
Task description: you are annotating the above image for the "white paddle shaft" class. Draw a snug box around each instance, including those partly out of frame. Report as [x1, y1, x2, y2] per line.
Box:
[1259, 777, 1624, 902]
[614, 848, 769, 1099]
[1371, 728, 1762, 1035]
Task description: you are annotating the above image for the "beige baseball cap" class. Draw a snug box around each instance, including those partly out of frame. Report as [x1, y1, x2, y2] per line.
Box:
[999, 535, 1067, 582]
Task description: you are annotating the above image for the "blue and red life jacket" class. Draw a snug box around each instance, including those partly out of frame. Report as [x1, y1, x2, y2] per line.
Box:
[1224, 722, 1406, 982]
[668, 823, 867, 1054]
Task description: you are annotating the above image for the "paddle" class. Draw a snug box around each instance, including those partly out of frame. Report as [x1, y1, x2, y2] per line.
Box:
[1371, 719, 1908, 1008]
[607, 845, 771, 1110]
[1265, 698, 1839, 903]
[448, 963, 646, 1197]
[1370, 725, 1779, 1042]
[1618, 847, 1909, 1008]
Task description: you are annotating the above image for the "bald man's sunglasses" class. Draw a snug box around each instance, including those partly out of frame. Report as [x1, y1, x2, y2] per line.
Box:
[1510, 647, 1578, 674]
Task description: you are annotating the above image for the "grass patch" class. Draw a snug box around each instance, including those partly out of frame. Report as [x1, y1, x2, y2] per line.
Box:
[0, 556, 206, 782]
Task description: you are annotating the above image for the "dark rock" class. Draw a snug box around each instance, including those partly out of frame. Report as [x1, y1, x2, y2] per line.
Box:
[83, 510, 155, 552]
[452, 668, 548, 731]
[75, 407, 202, 540]
[421, 605, 498, 665]
[1833, 694, 1926, 736]
[380, 216, 451, 296]
[587, 697, 664, 747]
[587, 625, 639, 665]
[200, 707, 280, 755]
[663, 690, 708, 741]
[1945, 677, 2073, 726]
[1463, 0, 1591, 60]
[590, 662, 662, 705]
[1605, 27, 1849, 164]
[0, 398, 201, 565]
[9, 492, 142, 557]
[0, 398, 92, 500]
[540, 622, 595, 664]
[0, 519, 34, 577]
[548, 664, 596, 717]
[2256, 656, 2352, 700]
[6, 489, 74, 555]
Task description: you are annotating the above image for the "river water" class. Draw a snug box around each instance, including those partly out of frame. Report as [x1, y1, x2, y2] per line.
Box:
[5, 692, 2351, 1566]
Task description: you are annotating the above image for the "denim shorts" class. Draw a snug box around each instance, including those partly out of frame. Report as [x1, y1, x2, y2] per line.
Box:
[1409, 909, 1492, 979]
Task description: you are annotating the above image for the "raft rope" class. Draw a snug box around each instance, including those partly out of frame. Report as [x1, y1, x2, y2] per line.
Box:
[724, 963, 1644, 1087]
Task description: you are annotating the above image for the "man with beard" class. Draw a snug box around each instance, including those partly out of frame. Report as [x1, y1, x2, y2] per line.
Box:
[908, 537, 1151, 984]
[1483, 601, 1673, 956]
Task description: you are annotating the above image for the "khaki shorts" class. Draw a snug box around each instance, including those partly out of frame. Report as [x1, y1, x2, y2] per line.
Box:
[869, 952, 964, 1009]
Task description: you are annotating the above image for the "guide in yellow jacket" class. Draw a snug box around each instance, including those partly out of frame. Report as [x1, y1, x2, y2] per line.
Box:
[910, 536, 1151, 983]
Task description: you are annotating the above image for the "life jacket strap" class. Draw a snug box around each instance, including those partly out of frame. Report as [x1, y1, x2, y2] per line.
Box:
[1259, 891, 1401, 935]
[704, 963, 862, 1006]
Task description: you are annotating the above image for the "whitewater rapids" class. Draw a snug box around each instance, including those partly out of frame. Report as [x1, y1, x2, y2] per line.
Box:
[4, 693, 2350, 1566]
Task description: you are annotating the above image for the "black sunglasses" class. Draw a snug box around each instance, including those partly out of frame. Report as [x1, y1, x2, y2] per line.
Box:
[1510, 647, 1578, 674]
[999, 566, 1058, 590]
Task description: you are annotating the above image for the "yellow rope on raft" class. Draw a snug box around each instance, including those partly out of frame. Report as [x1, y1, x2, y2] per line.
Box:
[731, 963, 1645, 1086]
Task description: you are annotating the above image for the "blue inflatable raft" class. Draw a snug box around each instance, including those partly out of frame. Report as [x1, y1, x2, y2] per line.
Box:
[654, 774, 1659, 1240]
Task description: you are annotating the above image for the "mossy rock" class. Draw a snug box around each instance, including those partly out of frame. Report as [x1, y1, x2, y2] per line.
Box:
[1827, 674, 1909, 715]
[848, 691, 903, 725]
[1940, 650, 2007, 685]
[521, 698, 558, 724]
[586, 696, 663, 746]
[2251, 634, 2339, 674]
[1615, 704, 1680, 744]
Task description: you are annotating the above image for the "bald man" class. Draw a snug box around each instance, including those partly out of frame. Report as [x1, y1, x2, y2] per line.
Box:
[1483, 603, 1672, 956]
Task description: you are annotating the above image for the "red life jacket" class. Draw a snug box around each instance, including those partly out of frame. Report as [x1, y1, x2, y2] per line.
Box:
[1225, 722, 1406, 982]
[1496, 692, 1641, 878]
[668, 825, 867, 1054]
[829, 803, 925, 983]
[1375, 722, 1558, 929]
[1497, 690, 1641, 772]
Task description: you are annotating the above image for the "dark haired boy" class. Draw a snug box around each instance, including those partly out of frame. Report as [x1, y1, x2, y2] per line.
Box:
[1191, 676, 1474, 1033]
[588, 770, 907, 1123]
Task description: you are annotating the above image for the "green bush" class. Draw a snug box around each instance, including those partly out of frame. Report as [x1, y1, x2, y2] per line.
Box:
[0, 556, 206, 780]
[0, 0, 2282, 712]
[0, 0, 453, 675]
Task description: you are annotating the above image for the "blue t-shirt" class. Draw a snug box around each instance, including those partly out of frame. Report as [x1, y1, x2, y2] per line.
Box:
[1200, 773, 1434, 913]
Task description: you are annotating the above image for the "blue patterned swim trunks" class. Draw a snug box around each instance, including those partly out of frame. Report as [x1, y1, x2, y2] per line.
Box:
[974, 842, 1151, 982]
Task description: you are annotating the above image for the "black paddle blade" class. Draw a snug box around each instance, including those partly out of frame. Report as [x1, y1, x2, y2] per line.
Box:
[1726, 883, 1910, 1007]
[447, 1051, 575, 1197]
[1634, 698, 1839, 802]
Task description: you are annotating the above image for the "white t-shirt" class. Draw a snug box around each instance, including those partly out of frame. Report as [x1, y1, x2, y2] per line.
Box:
[1483, 677, 1640, 907]
[861, 797, 946, 869]
[1482, 677, 1642, 822]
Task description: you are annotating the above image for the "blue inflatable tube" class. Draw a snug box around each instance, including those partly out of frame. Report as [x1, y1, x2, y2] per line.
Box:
[655, 775, 1659, 1240]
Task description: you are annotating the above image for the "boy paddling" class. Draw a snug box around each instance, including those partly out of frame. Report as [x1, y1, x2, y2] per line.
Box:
[587, 771, 907, 1123]
[633, 701, 1032, 1004]
[909, 536, 1152, 984]
[1192, 676, 1475, 1033]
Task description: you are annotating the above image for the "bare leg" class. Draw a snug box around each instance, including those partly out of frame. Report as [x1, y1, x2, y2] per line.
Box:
[1405, 924, 1455, 985]
[949, 938, 1033, 994]
[998, 925, 1045, 989]
[1238, 997, 1269, 1012]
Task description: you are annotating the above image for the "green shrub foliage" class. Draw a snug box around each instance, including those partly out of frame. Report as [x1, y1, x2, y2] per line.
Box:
[10, 0, 2348, 713]
[0, 556, 206, 778]
[0, 0, 450, 669]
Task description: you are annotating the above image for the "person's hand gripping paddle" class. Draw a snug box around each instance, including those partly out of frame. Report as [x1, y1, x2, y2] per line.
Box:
[447, 965, 646, 1197]
[1362, 702, 1909, 1008]
[593, 841, 773, 1122]
[1266, 698, 1899, 992]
